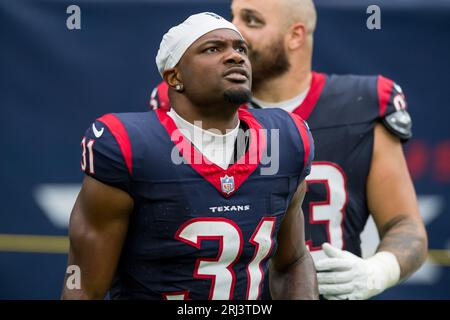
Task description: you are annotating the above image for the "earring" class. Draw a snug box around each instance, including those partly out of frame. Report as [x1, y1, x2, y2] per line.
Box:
[175, 84, 184, 92]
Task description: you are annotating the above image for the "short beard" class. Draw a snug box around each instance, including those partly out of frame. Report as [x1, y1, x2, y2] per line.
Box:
[223, 88, 252, 106]
[250, 38, 290, 92]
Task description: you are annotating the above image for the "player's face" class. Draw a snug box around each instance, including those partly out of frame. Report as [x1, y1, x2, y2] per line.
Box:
[231, 0, 290, 91]
[178, 29, 252, 106]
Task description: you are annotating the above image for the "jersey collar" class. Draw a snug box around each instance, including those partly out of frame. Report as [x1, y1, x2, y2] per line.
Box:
[155, 108, 266, 198]
[292, 71, 327, 120]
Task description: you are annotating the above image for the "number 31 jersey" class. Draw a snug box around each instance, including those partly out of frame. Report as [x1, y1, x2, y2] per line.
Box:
[80, 108, 313, 300]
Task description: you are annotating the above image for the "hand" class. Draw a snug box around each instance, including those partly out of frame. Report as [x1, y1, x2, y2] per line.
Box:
[315, 243, 401, 300]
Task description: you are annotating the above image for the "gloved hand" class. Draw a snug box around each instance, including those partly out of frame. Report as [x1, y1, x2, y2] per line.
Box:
[315, 243, 401, 300]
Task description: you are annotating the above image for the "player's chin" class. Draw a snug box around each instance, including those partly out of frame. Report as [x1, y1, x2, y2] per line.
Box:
[223, 86, 252, 105]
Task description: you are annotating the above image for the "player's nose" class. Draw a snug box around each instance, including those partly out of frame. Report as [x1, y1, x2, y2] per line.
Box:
[224, 47, 245, 65]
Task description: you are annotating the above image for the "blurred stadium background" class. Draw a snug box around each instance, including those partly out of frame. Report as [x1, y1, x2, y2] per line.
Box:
[0, 0, 449, 299]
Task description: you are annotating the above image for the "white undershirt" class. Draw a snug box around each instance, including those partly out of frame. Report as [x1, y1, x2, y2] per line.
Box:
[252, 88, 310, 113]
[167, 109, 240, 170]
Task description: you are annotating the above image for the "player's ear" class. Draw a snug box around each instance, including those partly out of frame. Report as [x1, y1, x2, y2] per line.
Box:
[287, 22, 306, 50]
[163, 68, 183, 90]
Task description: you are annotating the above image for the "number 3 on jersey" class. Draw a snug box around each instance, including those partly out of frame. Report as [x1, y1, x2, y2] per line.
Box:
[305, 162, 348, 260]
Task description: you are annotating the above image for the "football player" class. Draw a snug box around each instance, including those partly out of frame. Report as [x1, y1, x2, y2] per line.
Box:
[61, 12, 318, 300]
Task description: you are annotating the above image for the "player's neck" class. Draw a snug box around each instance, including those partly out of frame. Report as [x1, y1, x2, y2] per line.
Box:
[253, 68, 312, 103]
[171, 99, 240, 134]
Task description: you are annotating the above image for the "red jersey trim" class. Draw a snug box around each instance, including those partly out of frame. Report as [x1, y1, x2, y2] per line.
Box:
[155, 109, 266, 198]
[288, 113, 311, 170]
[293, 71, 327, 120]
[377, 75, 394, 117]
[97, 113, 133, 175]
[156, 81, 170, 111]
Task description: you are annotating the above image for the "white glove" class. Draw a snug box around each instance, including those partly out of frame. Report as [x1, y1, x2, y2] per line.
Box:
[315, 243, 401, 300]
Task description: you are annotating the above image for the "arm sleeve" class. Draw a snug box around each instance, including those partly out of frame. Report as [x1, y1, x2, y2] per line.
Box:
[80, 115, 132, 193]
[377, 75, 413, 142]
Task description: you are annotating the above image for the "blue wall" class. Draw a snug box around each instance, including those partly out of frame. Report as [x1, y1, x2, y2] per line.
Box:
[0, 0, 449, 299]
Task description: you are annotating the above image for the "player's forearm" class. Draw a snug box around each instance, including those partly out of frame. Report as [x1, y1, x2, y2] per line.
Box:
[269, 250, 318, 300]
[61, 254, 111, 300]
[377, 215, 428, 280]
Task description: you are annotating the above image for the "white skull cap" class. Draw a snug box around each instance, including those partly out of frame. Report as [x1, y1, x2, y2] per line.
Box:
[155, 12, 243, 78]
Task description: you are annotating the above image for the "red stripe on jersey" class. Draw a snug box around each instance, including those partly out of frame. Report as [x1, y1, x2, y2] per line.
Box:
[377, 75, 394, 117]
[97, 114, 133, 175]
[288, 113, 311, 170]
[155, 109, 266, 198]
[293, 71, 326, 120]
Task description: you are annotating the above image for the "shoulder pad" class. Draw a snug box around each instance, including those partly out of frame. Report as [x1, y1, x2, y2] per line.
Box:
[382, 109, 412, 142]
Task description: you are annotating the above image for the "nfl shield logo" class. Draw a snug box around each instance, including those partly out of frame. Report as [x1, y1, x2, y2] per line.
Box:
[220, 175, 235, 195]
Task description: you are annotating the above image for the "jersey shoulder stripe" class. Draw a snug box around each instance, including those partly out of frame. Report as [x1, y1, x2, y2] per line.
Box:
[97, 113, 133, 175]
[377, 75, 394, 117]
[294, 71, 327, 120]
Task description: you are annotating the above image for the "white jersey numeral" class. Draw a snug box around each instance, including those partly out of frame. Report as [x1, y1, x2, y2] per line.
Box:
[81, 137, 87, 171]
[175, 218, 242, 300]
[246, 218, 275, 300]
[305, 162, 348, 261]
[174, 217, 276, 300]
[81, 137, 95, 174]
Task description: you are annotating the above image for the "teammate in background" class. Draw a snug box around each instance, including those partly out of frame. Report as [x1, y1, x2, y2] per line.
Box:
[61, 12, 318, 300]
[150, 0, 428, 300]
[232, 0, 428, 300]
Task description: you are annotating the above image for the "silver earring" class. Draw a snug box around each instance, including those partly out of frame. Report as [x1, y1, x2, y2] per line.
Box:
[175, 84, 184, 92]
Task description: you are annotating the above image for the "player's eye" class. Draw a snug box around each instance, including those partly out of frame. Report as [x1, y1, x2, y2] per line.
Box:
[235, 46, 248, 55]
[204, 47, 219, 53]
[243, 13, 263, 27]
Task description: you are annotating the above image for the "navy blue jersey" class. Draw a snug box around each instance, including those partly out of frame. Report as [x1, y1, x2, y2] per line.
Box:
[149, 72, 412, 262]
[80, 108, 313, 300]
[285, 72, 411, 261]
